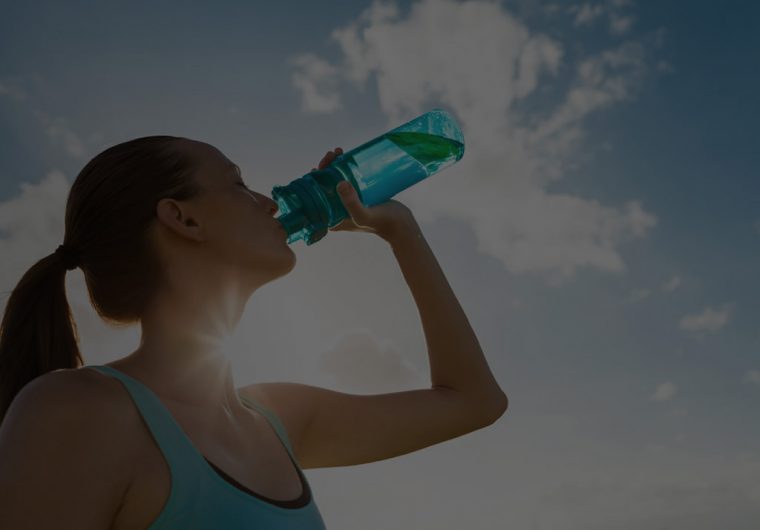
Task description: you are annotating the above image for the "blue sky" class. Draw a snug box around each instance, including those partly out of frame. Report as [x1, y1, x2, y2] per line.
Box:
[2, 1, 759, 528]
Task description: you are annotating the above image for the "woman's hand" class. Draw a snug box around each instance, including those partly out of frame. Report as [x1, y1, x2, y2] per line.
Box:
[313, 147, 418, 241]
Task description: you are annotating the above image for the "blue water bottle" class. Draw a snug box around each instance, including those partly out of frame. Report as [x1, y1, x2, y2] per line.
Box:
[272, 108, 465, 246]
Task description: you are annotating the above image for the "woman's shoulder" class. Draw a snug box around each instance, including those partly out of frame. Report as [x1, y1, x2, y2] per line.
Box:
[25, 366, 124, 405]
[16, 367, 115, 405]
[0, 367, 139, 527]
[3, 367, 146, 472]
[8, 366, 142, 437]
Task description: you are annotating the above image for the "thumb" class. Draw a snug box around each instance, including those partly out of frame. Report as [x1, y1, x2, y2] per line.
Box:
[337, 181, 355, 202]
[337, 181, 365, 216]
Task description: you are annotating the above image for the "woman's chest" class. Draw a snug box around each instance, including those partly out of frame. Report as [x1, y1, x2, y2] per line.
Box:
[111, 411, 304, 530]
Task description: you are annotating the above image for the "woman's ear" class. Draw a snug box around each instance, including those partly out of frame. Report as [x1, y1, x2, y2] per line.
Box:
[155, 197, 206, 243]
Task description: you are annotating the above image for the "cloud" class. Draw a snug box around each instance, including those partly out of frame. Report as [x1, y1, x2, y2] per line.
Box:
[28, 109, 87, 160]
[45, 121, 86, 159]
[0, 168, 113, 350]
[656, 60, 675, 73]
[626, 287, 650, 303]
[662, 275, 681, 292]
[0, 77, 88, 161]
[678, 305, 733, 334]
[505, 414, 760, 530]
[573, 4, 605, 26]
[744, 370, 760, 386]
[610, 14, 635, 35]
[0, 78, 28, 101]
[290, 0, 660, 282]
[568, 1, 636, 35]
[317, 328, 425, 393]
[532, 40, 648, 143]
[290, 53, 342, 113]
[0, 170, 71, 292]
[651, 381, 677, 401]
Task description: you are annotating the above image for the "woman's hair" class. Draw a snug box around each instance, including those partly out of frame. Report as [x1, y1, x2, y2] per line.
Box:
[0, 135, 202, 424]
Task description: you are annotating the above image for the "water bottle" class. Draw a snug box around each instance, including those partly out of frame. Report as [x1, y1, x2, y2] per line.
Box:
[272, 108, 465, 246]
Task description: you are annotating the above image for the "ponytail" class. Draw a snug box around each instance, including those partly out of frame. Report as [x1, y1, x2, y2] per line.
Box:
[0, 135, 200, 425]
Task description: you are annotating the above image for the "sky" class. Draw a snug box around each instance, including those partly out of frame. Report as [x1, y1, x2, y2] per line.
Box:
[1, 0, 759, 528]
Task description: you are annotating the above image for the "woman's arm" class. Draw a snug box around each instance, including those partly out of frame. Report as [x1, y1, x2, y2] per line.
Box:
[383, 216, 508, 411]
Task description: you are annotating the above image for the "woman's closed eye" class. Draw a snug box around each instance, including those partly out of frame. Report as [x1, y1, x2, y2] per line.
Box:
[238, 183, 262, 204]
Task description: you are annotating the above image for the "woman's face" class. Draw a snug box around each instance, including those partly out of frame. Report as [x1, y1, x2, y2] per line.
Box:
[177, 139, 295, 286]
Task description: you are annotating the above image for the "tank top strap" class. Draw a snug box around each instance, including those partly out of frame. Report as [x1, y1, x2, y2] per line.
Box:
[81, 364, 203, 474]
[81, 365, 329, 529]
[237, 392, 296, 459]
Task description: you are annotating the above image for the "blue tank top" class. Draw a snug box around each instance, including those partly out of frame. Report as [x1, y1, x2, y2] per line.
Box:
[82, 364, 327, 530]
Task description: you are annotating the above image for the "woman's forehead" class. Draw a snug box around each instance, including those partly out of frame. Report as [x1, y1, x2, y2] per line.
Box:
[192, 141, 232, 166]
[184, 141, 236, 181]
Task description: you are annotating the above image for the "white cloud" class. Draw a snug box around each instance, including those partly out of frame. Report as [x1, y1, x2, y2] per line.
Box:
[0, 173, 84, 274]
[0, 77, 88, 160]
[290, 52, 342, 113]
[45, 121, 86, 159]
[0, 170, 73, 296]
[290, 0, 659, 282]
[30, 109, 87, 159]
[662, 274, 681, 292]
[678, 305, 733, 334]
[317, 328, 425, 393]
[610, 13, 635, 34]
[626, 287, 650, 303]
[573, 4, 605, 26]
[499, 414, 760, 530]
[568, 1, 636, 34]
[656, 60, 674, 73]
[744, 369, 760, 385]
[651, 381, 677, 401]
[0, 78, 28, 101]
[534, 40, 648, 142]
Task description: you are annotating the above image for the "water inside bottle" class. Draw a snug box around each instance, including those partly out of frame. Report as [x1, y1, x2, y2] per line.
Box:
[273, 128, 464, 245]
[385, 131, 464, 172]
[333, 131, 464, 206]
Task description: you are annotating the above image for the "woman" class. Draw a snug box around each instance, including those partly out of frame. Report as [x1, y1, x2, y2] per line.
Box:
[0, 135, 508, 529]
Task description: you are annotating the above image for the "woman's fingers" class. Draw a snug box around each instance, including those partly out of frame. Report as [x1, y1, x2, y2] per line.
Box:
[318, 152, 332, 170]
[316, 147, 344, 170]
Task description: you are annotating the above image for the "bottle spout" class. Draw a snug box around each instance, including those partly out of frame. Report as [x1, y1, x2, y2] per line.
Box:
[276, 210, 309, 238]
